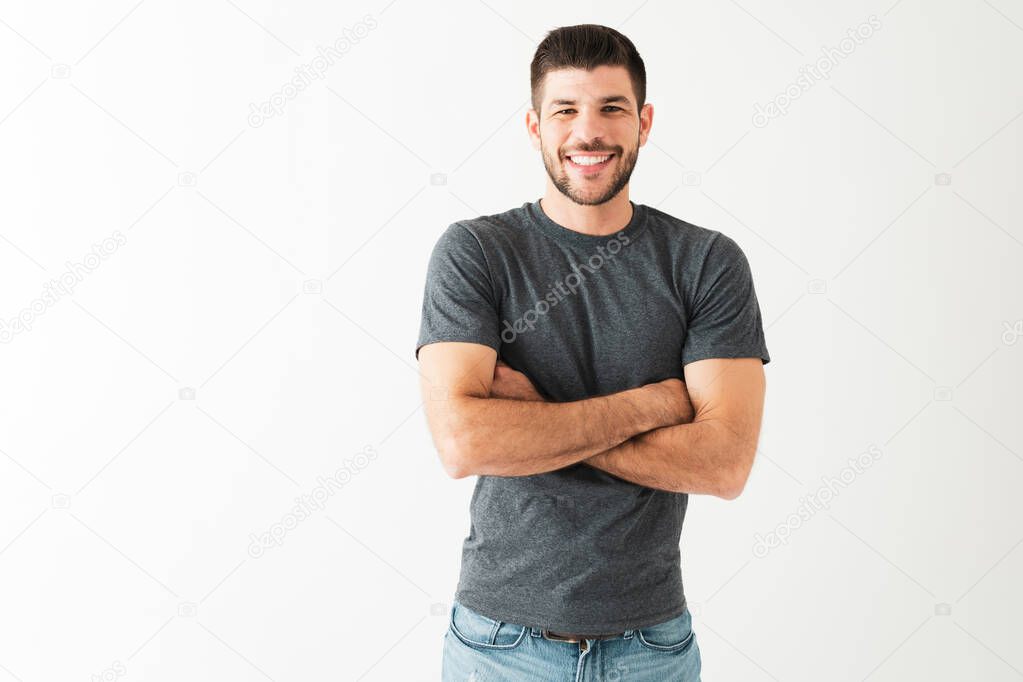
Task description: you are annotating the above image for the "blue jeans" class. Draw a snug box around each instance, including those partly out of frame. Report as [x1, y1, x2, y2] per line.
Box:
[442, 600, 702, 681]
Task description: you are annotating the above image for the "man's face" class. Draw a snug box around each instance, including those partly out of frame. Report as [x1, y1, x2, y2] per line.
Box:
[529, 65, 652, 206]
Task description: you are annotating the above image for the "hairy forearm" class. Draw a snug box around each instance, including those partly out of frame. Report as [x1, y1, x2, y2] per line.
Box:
[585, 420, 745, 497]
[445, 386, 676, 478]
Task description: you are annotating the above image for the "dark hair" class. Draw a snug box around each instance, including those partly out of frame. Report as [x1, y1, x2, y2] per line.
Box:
[530, 24, 646, 114]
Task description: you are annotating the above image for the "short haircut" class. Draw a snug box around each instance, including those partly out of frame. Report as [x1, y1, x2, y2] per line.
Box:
[530, 24, 647, 114]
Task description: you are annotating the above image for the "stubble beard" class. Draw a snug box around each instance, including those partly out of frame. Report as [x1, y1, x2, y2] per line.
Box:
[541, 136, 640, 206]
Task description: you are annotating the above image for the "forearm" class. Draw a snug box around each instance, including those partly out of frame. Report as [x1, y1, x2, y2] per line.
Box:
[446, 386, 675, 478]
[584, 420, 744, 497]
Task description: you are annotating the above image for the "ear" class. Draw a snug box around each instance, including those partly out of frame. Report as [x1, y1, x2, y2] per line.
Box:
[526, 108, 542, 151]
[638, 102, 654, 147]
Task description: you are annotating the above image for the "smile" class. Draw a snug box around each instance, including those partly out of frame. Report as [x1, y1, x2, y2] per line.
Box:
[565, 153, 615, 172]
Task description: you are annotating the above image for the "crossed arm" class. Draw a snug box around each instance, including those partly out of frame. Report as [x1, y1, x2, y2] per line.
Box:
[417, 342, 766, 499]
[582, 357, 765, 499]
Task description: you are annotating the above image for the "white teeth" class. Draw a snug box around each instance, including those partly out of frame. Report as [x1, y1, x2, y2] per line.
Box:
[569, 154, 611, 166]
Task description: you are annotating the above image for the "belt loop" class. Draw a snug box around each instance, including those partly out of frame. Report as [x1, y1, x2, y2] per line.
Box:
[487, 620, 501, 645]
[530, 626, 542, 637]
[623, 628, 634, 640]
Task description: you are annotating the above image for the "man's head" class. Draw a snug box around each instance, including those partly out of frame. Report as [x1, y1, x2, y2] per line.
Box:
[527, 24, 652, 206]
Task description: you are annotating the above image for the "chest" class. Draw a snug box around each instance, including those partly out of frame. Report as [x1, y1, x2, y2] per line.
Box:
[494, 244, 689, 401]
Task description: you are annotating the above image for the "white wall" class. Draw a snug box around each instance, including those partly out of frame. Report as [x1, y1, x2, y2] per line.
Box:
[0, 0, 1021, 679]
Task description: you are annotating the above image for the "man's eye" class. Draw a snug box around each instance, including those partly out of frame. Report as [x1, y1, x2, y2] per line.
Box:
[554, 106, 623, 115]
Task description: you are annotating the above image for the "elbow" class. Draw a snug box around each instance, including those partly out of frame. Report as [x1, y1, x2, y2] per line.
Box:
[437, 428, 476, 479]
[431, 398, 479, 479]
[438, 436, 469, 479]
[716, 476, 746, 500]
[442, 457, 469, 480]
[716, 449, 755, 501]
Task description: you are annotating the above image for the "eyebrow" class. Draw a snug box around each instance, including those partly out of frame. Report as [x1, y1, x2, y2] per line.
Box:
[549, 95, 631, 107]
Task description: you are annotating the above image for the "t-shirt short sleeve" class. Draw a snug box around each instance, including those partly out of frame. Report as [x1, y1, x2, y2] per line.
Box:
[415, 222, 502, 360]
[681, 233, 771, 367]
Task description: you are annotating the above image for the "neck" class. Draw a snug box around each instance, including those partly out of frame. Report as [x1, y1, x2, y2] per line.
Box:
[539, 184, 634, 237]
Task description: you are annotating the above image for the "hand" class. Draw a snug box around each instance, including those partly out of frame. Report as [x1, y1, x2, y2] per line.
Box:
[491, 360, 545, 401]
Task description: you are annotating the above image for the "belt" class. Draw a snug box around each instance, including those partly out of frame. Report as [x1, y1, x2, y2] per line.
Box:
[541, 629, 626, 644]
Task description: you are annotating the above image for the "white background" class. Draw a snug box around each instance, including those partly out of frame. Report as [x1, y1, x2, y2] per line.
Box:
[1, 0, 1021, 680]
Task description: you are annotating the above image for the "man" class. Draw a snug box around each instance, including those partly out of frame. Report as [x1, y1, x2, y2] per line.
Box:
[416, 24, 770, 681]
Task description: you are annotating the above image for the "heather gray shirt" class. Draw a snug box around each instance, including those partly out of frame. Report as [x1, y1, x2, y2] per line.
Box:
[415, 198, 770, 633]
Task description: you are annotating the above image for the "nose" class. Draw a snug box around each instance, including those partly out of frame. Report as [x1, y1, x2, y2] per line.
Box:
[569, 106, 610, 148]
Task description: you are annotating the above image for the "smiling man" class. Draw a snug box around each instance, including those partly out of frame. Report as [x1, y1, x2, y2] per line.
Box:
[416, 24, 770, 681]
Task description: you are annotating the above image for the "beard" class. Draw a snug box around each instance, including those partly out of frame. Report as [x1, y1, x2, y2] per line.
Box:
[541, 136, 640, 206]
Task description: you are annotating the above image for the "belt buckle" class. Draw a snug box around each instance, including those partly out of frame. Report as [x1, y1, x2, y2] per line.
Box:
[542, 629, 583, 644]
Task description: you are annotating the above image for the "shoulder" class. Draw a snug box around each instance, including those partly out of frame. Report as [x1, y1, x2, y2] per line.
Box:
[642, 203, 744, 261]
[427, 204, 533, 273]
[448, 202, 532, 245]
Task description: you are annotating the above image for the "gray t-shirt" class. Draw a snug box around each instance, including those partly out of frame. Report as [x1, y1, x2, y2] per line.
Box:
[415, 197, 770, 633]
